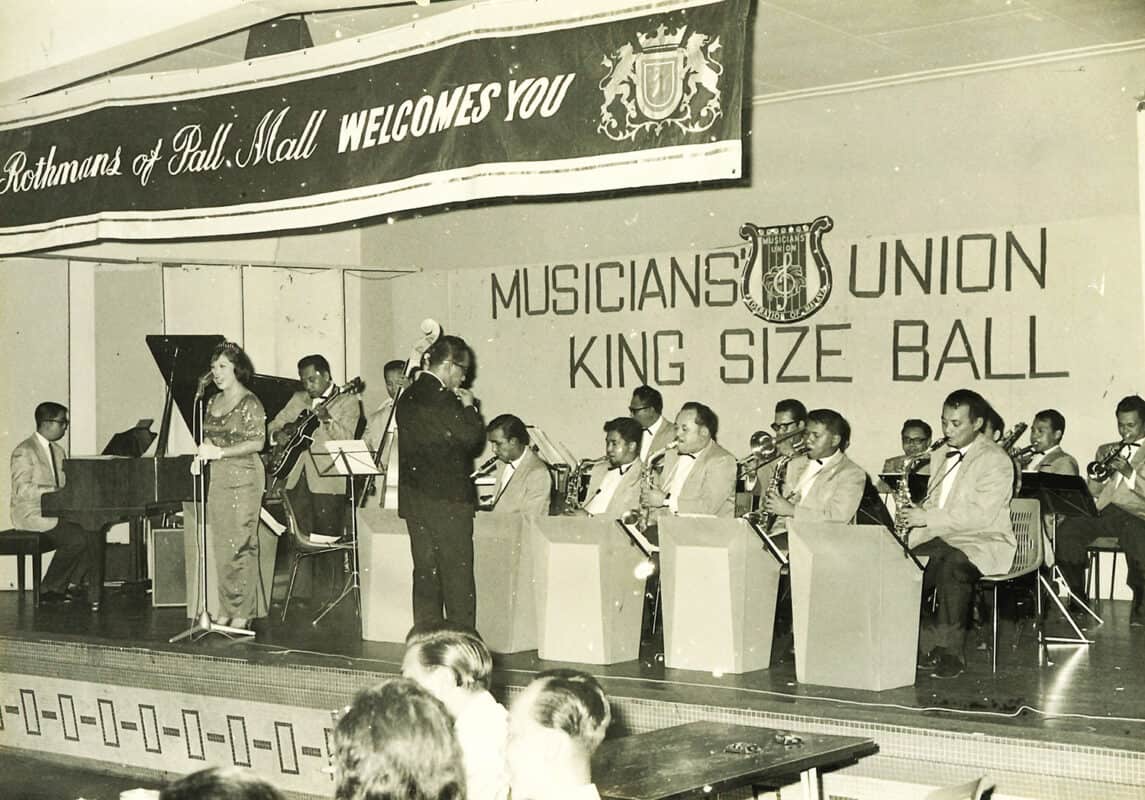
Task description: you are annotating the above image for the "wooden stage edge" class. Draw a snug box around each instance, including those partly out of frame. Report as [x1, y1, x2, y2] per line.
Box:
[0, 592, 1143, 799]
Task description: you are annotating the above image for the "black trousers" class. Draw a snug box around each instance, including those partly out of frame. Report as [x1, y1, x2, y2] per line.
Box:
[405, 509, 476, 630]
[40, 520, 95, 595]
[912, 538, 982, 656]
[281, 472, 347, 601]
[1055, 504, 1145, 604]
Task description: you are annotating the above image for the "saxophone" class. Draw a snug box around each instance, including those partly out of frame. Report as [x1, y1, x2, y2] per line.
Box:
[563, 457, 608, 513]
[761, 443, 809, 533]
[623, 442, 677, 531]
[894, 439, 946, 542]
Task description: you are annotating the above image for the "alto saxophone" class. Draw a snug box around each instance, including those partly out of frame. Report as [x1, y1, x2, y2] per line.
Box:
[894, 438, 945, 542]
[623, 443, 677, 531]
[761, 443, 809, 533]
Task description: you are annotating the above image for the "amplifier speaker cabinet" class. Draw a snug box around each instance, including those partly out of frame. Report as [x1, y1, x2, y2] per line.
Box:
[149, 525, 187, 607]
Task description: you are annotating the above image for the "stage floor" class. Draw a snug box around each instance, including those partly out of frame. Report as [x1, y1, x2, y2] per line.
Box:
[2, 588, 1143, 798]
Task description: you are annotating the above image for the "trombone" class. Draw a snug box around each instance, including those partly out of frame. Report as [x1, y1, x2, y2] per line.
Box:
[737, 429, 805, 477]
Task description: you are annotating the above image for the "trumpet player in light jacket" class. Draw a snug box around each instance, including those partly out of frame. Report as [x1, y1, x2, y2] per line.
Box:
[578, 417, 644, 517]
[1054, 395, 1145, 626]
[642, 402, 737, 520]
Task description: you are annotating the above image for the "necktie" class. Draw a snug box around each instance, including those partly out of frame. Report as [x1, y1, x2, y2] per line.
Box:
[946, 449, 963, 459]
[49, 444, 59, 487]
[812, 458, 824, 466]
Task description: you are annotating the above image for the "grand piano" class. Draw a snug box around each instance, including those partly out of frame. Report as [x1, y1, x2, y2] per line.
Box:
[42, 335, 297, 610]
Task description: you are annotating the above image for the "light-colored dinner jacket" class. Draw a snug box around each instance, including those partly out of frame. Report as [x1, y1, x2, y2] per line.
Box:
[491, 448, 552, 516]
[910, 434, 1015, 576]
[658, 440, 737, 518]
[786, 451, 867, 524]
[581, 460, 642, 517]
[10, 435, 64, 532]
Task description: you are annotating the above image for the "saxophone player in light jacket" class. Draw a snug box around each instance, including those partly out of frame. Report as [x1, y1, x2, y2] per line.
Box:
[485, 414, 552, 516]
[578, 417, 644, 517]
[763, 408, 866, 526]
[901, 389, 1015, 679]
[642, 402, 737, 520]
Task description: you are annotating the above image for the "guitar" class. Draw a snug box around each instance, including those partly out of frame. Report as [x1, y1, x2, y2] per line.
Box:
[361, 319, 442, 507]
[267, 377, 366, 481]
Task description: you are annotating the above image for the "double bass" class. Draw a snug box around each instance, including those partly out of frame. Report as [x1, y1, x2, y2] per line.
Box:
[361, 319, 442, 507]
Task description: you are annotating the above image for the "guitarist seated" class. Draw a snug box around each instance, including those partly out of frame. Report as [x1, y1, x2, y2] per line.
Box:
[268, 354, 363, 604]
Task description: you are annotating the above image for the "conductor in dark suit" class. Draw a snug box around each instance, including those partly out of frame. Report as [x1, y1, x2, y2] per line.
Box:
[396, 335, 486, 628]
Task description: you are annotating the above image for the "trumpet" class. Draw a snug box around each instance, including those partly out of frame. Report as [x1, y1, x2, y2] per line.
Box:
[1088, 443, 1128, 482]
[1009, 443, 1038, 468]
[737, 429, 805, 476]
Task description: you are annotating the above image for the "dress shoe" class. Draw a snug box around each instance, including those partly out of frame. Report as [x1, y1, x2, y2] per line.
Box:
[917, 648, 941, 670]
[931, 654, 965, 679]
[39, 590, 71, 605]
[65, 586, 90, 605]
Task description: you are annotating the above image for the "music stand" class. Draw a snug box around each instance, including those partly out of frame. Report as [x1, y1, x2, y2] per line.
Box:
[314, 440, 381, 625]
[1018, 473, 1102, 642]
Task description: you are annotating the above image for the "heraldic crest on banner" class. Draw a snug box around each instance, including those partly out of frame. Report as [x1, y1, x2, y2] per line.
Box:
[738, 216, 835, 323]
[597, 24, 724, 141]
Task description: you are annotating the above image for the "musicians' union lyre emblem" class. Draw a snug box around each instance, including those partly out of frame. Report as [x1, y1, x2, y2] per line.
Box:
[598, 24, 723, 141]
[738, 217, 835, 323]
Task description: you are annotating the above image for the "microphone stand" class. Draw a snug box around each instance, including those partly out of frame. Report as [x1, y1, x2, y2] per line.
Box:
[170, 392, 254, 642]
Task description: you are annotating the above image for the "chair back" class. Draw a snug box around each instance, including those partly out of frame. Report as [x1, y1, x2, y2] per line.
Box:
[995, 497, 1043, 580]
[279, 492, 348, 552]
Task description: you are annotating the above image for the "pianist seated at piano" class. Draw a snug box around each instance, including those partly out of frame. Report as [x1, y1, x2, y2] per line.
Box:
[194, 342, 268, 631]
[9, 402, 97, 604]
[574, 417, 643, 517]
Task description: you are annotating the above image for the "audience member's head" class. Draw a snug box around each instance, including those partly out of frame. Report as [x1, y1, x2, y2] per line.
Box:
[507, 670, 611, 800]
[334, 678, 465, 800]
[403, 623, 494, 715]
[159, 766, 284, 800]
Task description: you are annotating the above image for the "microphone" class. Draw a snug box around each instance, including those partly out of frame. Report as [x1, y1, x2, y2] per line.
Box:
[470, 456, 499, 479]
[193, 371, 212, 400]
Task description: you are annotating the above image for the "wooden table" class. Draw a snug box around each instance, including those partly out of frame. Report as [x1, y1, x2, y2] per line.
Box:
[592, 721, 878, 800]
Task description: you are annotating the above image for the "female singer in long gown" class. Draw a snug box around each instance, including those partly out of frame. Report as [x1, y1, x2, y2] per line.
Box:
[198, 343, 268, 629]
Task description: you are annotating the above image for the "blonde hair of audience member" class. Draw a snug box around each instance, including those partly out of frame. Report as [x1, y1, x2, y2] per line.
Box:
[507, 669, 612, 800]
[159, 766, 284, 800]
[334, 678, 466, 800]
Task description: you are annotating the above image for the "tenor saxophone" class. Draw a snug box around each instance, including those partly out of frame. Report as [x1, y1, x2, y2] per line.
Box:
[563, 456, 608, 513]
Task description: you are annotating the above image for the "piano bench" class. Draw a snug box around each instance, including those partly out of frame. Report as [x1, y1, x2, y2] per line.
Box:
[0, 530, 59, 603]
